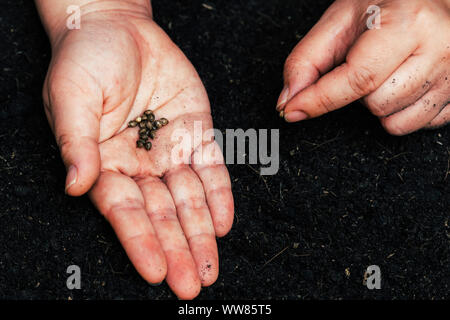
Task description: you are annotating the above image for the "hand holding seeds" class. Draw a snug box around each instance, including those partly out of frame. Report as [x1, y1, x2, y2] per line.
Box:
[128, 110, 169, 151]
[39, 1, 233, 300]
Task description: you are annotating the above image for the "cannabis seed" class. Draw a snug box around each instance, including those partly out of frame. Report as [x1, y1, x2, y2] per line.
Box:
[136, 140, 145, 148]
[155, 120, 163, 129]
[160, 118, 169, 126]
[130, 110, 168, 151]
[128, 120, 138, 128]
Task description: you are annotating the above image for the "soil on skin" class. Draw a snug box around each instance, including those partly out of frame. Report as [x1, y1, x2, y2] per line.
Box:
[0, 0, 448, 299]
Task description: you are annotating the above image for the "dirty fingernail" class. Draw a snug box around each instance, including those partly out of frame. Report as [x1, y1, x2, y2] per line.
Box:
[284, 111, 308, 122]
[276, 85, 290, 111]
[149, 281, 162, 287]
[279, 110, 285, 118]
[65, 165, 77, 193]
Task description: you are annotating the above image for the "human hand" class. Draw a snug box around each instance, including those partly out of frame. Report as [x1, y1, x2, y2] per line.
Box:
[39, 1, 234, 299]
[277, 0, 450, 135]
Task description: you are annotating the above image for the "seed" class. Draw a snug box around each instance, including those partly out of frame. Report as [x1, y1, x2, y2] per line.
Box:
[148, 113, 155, 122]
[128, 120, 138, 128]
[155, 120, 163, 129]
[136, 140, 145, 148]
[130, 111, 166, 151]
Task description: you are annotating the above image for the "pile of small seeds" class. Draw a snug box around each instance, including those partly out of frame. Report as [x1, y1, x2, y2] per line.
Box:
[128, 110, 169, 151]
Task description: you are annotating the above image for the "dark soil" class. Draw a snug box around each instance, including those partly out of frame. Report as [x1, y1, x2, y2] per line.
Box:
[0, 0, 448, 300]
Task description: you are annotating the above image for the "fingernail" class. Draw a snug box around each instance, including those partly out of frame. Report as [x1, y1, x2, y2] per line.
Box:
[276, 85, 290, 111]
[65, 165, 77, 193]
[279, 110, 285, 118]
[149, 281, 162, 287]
[284, 111, 309, 122]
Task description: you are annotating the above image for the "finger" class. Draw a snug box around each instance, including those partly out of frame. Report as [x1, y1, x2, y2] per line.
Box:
[277, 0, 366, 111]
[363, 53, 437, 117]
[44, 67, 103, 196]
[164, 165, 219, 287]
[426, 105, 450, 129]
[191, 142, 234, 237]
[380, 86, 449, 136]
[89, 171, 167, 284]
[284, 24, 419, 122]
[136, 176, 201, 300]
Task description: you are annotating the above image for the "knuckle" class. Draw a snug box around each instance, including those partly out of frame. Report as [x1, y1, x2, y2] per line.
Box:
[284, 55, 303, 76]
[316, 86, 336, 113]
[383, 119, 408, 136]
[105, 199, 143, 220]
[57, 134, 95, 161]
[57, 133, 74, 158]
[365, 96, 389, 117]
[324, 1, 356, 29]
[409, 0, 433, 23]
[347, 65, 378, 97]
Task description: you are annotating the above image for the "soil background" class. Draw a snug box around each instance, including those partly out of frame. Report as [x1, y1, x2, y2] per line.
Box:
[0, 0, 449, 300]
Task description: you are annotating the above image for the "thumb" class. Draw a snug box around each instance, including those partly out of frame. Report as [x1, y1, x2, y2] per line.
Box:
[277, 0, 366, 113]
[44, 71, 102, 196]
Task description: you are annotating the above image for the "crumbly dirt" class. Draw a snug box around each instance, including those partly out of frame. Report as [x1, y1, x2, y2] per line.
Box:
[0, 0, 448, 299]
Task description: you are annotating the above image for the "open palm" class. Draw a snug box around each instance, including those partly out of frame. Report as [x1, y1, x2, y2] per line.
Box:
[43, 9, 234, 299]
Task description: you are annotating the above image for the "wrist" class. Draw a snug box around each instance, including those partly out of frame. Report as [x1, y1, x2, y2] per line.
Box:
[35, 0, 152, 46]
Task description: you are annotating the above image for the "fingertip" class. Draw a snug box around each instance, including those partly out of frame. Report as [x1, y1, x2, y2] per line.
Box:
[189, 236, 219, 287]
[215, 222, 233, 238]
[176, 285, 201, 301]
[206, 189, 234, 237]
[166, 254, 202, 300]
[64, 160, 100, 196]
[124, 235, 168, 285]
[143, 261, 167, 286]
[199, 262, 219, 287]
[196, 258, 219, 288]
[61, 137, 101, 196]
[213, 206, 234, 238]
[65, 165, 78, 194]
[276, 85, 290, 111]
[284, 110, 309, 123]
